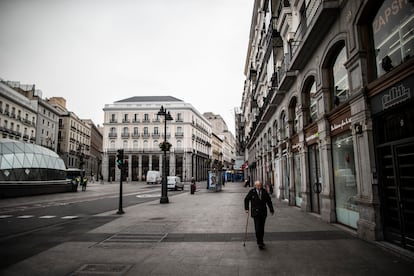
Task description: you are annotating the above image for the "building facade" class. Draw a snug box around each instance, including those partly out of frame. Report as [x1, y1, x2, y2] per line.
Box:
[83, 119, 103, 181]
[0, 81, 37, 143]
[203, 112, 236, 169]
[238, 0, 414, 252]
[102, 96, 212, 182]
[49, 97, 92, 174]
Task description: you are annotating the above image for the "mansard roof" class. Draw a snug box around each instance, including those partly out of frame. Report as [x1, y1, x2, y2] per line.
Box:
[116, 96, 183, 103]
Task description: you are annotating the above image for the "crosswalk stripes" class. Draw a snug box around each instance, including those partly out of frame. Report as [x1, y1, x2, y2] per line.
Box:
[16, 215, 34, 219]
[0, 215, 79, 220]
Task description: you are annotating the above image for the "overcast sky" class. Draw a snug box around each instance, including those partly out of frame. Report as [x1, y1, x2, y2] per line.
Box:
[0, 0, 253, 134]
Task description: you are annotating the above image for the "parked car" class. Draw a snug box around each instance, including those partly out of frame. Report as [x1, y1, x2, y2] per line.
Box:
[146, 170, 161, 184]
[167, 176, 184, 190]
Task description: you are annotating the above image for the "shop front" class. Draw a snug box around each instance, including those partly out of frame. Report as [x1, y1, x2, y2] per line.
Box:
[329, 107, 359, 229]
[305, 125, 321, 214]
[370, 73, 414, 251]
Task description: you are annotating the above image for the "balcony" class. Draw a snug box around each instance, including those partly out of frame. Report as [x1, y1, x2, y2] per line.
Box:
[122, 119, 130, 123]
[175, 132, 184, 137]
[109, 119, 117, 123]
[152, 133, 160, 139]
[142, 133, 150, 138]
[108, 133, 117, 138]
[121, 132, 130, 138]
[142, 119, 150, 124]
[290, 0, 340, 70]
[131, 133, 140, 138]
[132, 119, 140, 123]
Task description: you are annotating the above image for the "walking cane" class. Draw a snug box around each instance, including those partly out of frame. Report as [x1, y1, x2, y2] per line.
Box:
[243, 211, 249, 247]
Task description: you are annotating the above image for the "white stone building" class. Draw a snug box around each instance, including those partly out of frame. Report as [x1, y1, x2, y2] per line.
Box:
[102, 96, 212, 182]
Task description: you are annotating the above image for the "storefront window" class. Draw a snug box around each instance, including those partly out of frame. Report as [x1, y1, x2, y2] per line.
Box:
[294, 152, 302, 207]
[332, 133, 359, 228]
[373, 0, 414, 77]
[332, 47, 349, 107]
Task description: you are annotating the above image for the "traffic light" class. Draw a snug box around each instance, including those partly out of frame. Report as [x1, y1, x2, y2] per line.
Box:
[116, 149, 124, 169]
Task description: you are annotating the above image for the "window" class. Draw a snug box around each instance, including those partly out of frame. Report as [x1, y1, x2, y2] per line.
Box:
[110, 127, 116, 134]
[332, 47, 349, 107]
[123, 113, 129, 123]
[309, 81, 317, 122]
[289, 97, 298, 135]
[144, 113, 149, 122]
[123, 127, 129, 134]
[373, 0, 414, 77]
[177, 113, 182, 121]
[133, 114, 138, 122]
[133, 127, 139, 135]
[110, 114, 116, 123]
[154, 127, 159, 134]
[144, 127, 149, 134]
[123, 140, 128, 148]
[280, 111, 287, 140]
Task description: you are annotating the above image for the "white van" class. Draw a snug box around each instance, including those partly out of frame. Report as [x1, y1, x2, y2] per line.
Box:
[146, 171, 161, 184]
[167, 176, 184, 190]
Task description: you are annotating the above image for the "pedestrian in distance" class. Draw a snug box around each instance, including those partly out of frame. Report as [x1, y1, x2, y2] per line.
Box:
[82, 176, 88, 191]
[244, 180, 274, 249]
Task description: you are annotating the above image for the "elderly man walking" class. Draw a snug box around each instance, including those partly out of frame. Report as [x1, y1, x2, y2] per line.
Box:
[244, 180, 274, 249]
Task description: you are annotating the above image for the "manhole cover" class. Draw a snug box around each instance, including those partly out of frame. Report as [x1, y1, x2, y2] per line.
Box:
[71, 263, 133, 275]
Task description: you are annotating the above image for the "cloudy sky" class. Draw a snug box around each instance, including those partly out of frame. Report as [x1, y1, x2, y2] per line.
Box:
[0, 0, 253, 134]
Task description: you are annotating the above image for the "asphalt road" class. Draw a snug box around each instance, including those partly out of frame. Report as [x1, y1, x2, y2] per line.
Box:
[0, 185, 184, 269]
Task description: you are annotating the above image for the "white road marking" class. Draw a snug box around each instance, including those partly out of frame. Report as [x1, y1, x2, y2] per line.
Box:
[17, 215, 34, 219]
[39, 216, 57, 219]
[61, 216, 78, 219]
[0, 215, 13, 219]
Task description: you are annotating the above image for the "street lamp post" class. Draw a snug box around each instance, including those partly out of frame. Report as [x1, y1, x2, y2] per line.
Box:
[158, 105, 173, 204]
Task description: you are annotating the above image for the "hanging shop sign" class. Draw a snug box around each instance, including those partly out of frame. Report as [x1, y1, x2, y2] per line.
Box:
[371, 75, 413, 115]
[305, 124, 319, 145]
[329, 107, 352, 137]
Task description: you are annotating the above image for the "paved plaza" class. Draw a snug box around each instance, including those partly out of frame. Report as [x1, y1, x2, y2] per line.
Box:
[1, 181, 414, 276]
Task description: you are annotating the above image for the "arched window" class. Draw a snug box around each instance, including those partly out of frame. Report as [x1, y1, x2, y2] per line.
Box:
[280, 111, 287, 140]
[332, 47, 349, 108]
[143, 140, 148, 148]
[133, 140, 138, 149]
[123, 140, 128, 149]
[272, 120, 278, 146]
[309, 81, 317, 122]
[289, 97, 298, 135]
[110, 127, 116, 134]
[302, 77, 318, 125]
[153, 140, 158, 148]
[177, 140, 182, 148]
[110, 140, 115, 149]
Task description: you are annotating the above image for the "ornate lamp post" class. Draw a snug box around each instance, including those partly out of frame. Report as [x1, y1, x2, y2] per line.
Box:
[158, 105, 173, 204]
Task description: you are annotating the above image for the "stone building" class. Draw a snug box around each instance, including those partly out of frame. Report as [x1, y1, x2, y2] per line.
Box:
[238, 0, 414, 251]
[0, 81, 37, 143]
[48, 97, 92, 174]
[102, 96, 212, 182]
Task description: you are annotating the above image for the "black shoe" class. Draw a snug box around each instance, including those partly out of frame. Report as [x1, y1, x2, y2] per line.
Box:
[258, 244, 264, 250]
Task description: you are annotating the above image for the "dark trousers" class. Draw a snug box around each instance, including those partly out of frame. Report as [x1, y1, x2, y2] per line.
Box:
[253, 215, 266, 245]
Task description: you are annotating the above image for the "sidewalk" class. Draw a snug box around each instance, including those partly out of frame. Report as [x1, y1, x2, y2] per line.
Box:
[2, 181, 414, 275]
